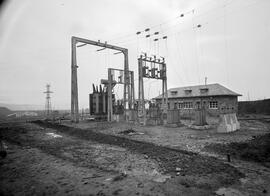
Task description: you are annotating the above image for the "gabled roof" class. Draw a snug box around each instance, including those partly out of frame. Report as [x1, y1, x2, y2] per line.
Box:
[155, 83, 241, 99]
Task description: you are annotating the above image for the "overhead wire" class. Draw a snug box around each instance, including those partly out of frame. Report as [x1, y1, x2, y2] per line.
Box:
[192, 9, 201, 84]
[171, 33, 185, 85]
[76, 0, 265, 90]
[114, 0, 258, 48]
[196, 21, 206, 83]
[223, 0, 230, 86]
[174, 32, 189, 85]
[105, 0, 238, 46]
[177, 31, 190, 83]
[71, 0, 267, 107]
[76, 0, 255, 51]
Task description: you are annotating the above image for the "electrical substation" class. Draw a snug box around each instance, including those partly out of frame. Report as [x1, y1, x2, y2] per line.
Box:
[3, 2, 269, 195]
[70, 32, 173, 126]
[69, 12, 240, 131]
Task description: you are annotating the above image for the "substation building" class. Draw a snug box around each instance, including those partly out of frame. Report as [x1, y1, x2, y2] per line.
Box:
[154, 83, 241, 118]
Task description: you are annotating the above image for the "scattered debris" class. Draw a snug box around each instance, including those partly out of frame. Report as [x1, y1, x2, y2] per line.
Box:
[119, 129, 144, 136]
[112, 188, 123, 195]
[119, 129, 136, 135]
[46, 132, 62, 138]
[112, 173, 127, 182]
[153, 175, 171, 183]
[1, 119, 269, 195]
[175, 167, 182, 172]
[205, 133, 270, 165]
[137, 182, 144, 188]
[187, 124, 212, 130]
[215, 187, 245, 196]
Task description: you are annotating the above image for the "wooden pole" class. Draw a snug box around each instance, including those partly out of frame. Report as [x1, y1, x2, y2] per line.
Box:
[123, 50, 130, 120]
[138, 56, 146, 125]
[71, 37, 79, 123]
[107, 68, 113, 121]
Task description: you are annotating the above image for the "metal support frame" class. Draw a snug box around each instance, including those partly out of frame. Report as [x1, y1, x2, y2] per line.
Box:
[107, 68, 135, 122]
[71, 36, 131, 122]
[138, 54, 168, 125]
[44, 84, 53, 118]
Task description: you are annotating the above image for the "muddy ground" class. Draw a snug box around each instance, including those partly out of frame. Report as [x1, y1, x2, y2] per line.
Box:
[0, 119, 270, 195]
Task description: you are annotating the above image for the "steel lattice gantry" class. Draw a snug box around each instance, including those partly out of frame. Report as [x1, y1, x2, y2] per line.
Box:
[71, 36, 132, 123]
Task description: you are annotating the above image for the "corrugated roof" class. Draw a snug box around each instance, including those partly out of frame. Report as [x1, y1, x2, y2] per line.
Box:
[155, 83, 241, 99]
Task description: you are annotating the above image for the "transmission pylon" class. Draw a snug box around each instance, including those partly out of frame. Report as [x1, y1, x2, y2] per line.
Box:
[44, 84, 53, 117]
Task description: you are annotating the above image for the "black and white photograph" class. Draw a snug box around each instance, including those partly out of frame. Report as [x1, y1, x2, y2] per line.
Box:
[0, 0, 270, 195]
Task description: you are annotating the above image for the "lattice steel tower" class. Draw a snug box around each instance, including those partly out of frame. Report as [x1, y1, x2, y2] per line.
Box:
[44, 84, 53, 117]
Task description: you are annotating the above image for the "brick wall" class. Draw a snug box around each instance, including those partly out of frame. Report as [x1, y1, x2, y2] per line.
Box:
[156, 96, 238, 118]
[238, 99, 270, 114]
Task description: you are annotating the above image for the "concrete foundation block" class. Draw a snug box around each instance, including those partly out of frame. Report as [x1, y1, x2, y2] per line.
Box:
[217, 113, 240, 133]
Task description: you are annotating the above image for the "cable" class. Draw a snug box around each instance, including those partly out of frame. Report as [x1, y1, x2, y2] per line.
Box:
[104, 0, 236, 45]
[93, 0, 266, 61]
[177, 31, 190, 83]
[223, 0, 230, 86]
[171, 33, 185, 85]
[192, 9, 201, 84]
[196, 23, 206, 83]
[174, 32, 189, 84]
[77, 0, 259, 53]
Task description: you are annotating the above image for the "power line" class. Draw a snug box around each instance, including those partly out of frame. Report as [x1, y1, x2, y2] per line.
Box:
[223, 0, 230, 86]
[171, 33, 185, 85]
[174, 32, 190, 84]
[196, 22, 206, 83]
[76, 0, 262, 51]
[105, 0, 239, 45]
[176, 31, 190, 84]
[192, 10, 201, 84]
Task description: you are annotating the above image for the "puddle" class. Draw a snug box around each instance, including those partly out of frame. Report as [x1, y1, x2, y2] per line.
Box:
[126, 168, 171, 183]
[46, 132, 62, 138]
[215, 187, 245, 196]
[153, 175, 171, 183]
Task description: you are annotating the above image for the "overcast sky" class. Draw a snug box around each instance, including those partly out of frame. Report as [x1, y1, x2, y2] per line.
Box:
[0, 0, 269, 110]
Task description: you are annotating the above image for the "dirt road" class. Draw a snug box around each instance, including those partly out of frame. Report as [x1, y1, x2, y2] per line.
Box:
[0, 120, 269, 195]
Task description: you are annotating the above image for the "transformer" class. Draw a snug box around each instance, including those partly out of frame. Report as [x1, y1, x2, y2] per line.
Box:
[89, 84, 115, 119]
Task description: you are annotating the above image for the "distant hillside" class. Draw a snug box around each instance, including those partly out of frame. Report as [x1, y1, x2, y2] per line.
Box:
[0, 103, 43, 111]
[0, 107, 13, 118]
[238, 99, 270, 115]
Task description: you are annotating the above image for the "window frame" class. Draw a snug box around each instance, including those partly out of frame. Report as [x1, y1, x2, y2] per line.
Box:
[209, 101, 218, 109]
[183, 101, 193, 109]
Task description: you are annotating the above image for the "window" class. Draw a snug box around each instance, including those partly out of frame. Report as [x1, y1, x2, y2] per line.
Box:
[178, 102, 184, 109]
[171, 91, 178, 95]
[200, 88, 209, 94]
[209, 101, 218, 109]
[183, 102, 193, 109]
[184, 89, 192, 95]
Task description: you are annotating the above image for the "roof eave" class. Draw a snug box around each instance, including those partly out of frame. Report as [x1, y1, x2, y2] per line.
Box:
[154, 94, 241, 100]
